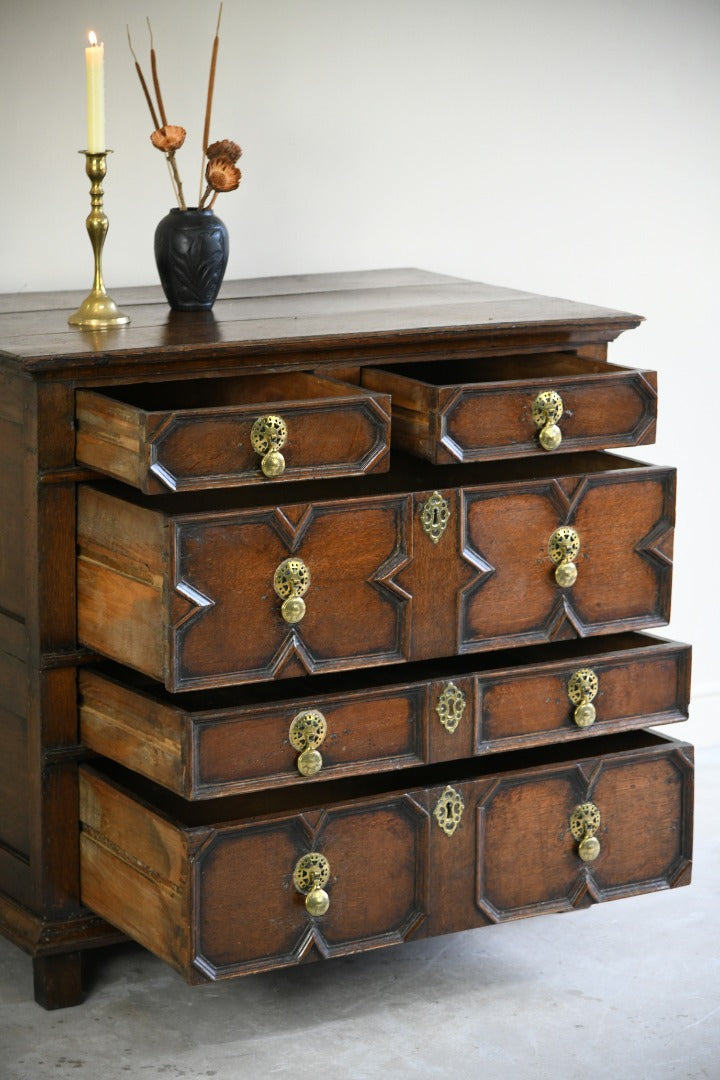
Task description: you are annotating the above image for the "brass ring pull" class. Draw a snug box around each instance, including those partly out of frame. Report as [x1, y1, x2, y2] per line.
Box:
[570, 802, 601, 862]
[568, 668, 599, 728]
[532, 390, 564, 451]
[548, 526, 580, 587]
[251, 414, 288, 478]
[273, 558, 310, 624]
[293, 852, 331, 916]
[289, 709, 327, 776]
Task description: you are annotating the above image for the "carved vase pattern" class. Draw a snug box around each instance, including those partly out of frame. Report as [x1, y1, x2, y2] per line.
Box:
[154, 208, 229, 311]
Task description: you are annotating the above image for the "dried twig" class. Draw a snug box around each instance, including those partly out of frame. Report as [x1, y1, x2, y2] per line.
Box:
[128, 10, 240, 215]
[199, 3, 223, 205]
[147, 19, 168, 127]
[127, 26, 160, 130]
[143, 19, 186, 209]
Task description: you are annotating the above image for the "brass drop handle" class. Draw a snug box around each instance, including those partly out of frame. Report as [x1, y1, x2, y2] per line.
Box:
[548, 526, 580, 587]
[289, 709, 328, 776]
[570, 802, 602, 862]
[568, 668, 599, 728]
[294, 852, 331, 916]
[251, 414, 288, 478]
[532, 390, 564, 451]
[273, 558, 310, 624]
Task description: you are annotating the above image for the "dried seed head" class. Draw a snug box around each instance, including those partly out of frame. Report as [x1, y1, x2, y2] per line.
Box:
[205, 156, 242, 192]
[150, 125, 187, 152]
[206, 139, 242, 163]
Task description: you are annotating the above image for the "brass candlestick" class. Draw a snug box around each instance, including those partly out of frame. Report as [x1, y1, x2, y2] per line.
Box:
[68, 151, 130, 329]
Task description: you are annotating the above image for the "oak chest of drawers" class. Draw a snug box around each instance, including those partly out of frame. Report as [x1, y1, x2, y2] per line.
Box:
[0, 269, 692, 1008]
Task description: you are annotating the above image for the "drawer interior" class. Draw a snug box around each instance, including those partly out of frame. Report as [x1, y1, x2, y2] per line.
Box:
[83, 371, 373, 410]
[372, 353, 631, 386]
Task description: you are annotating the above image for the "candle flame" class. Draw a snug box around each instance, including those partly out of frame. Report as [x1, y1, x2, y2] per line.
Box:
[88, 30, 98, 46]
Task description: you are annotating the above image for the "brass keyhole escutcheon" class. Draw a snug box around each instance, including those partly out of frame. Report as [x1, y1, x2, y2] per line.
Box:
[273, 558, 310, 624]
[435, 682, 466, 735]
[532, 390, 564, 451]
[548, 526, 580, 587]
[289, 709, 328, 777]
[420, 491, 450, 544]
[568, 668, 599, 728]
[251, 414, 288, 478]
[570, 802, 602, 862]
[433, 785, 465, 837]
[293, 852, 331, 916]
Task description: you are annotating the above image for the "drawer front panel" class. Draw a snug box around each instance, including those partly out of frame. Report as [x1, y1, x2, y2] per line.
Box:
[362, 356, 657, 464]
[459, 470, 673, 651]
[474, 747, 692, 921]
[76, 373, 390, 493]
[194, 796, 428, 977]
[77, 460, 674, 692]
[78, 734, 692, 983]
[80, 636, 690, 798]
[477, 642, 690, 752]
[171, 497, 412, 689]
[428, 739, 693, 936]
[79, 673, 429, 797]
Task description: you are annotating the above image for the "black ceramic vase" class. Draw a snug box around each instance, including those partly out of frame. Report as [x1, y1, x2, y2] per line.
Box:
[154, 207, 229, 311]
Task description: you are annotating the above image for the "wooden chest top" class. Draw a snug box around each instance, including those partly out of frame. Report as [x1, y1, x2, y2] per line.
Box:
[0, 268, 641, 379]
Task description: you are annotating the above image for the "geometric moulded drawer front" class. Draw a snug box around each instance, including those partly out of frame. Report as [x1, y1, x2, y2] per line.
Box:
[79, 766, 429, 982]
[361, 353, 657, 464]
[75, 372, 391, 493]
[77, 454, 675, 692]
[78, 731, 692, 984]
[78, 634, 691, 797]
[425, 734, 693, 938]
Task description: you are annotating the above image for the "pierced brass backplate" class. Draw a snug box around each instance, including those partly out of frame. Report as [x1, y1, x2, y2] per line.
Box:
[435, 682, 466, 735]
[420, 491, 450, 544]
[568, 668, 599, 728]
[289, 709, 328, 776]
[433, 785, 465, 836]
[570, 801, 602, 862]
[293, 852, 331, 916]
[532, 390, 564, 451]
[273, 558, 310, 624]
[548, 526, 580, 588]
[251, 414, 288, 478]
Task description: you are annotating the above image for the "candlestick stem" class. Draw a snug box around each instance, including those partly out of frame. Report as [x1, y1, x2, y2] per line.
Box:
[68, 151, 130, 329]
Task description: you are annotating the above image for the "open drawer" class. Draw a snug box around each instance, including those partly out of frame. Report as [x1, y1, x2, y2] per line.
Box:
[360, 353, 657, 463]
[75, 372, 390, 492]
[79, 634, 691, 798]
[79, 730, 693, 983]
[77, 453, 675, 692]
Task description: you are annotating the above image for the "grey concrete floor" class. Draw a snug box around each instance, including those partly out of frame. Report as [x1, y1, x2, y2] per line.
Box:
[1, 736, 718, 1080]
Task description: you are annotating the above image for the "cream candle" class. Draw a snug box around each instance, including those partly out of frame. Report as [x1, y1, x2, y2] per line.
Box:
[85, 31, 105, 152]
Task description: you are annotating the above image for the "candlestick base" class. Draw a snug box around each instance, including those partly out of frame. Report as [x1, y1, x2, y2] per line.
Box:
[68, 290, 130, 329]
[68, 149, 130, 331]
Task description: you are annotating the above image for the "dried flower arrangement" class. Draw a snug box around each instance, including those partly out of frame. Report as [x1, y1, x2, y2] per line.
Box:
[127, 4, 241, 211]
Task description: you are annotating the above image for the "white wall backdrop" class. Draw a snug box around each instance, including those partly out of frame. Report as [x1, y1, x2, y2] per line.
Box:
[1, 0, 718, 738]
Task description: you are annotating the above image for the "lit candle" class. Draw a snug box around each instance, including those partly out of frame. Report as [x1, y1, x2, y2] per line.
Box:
[85, 31, 105, 152]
